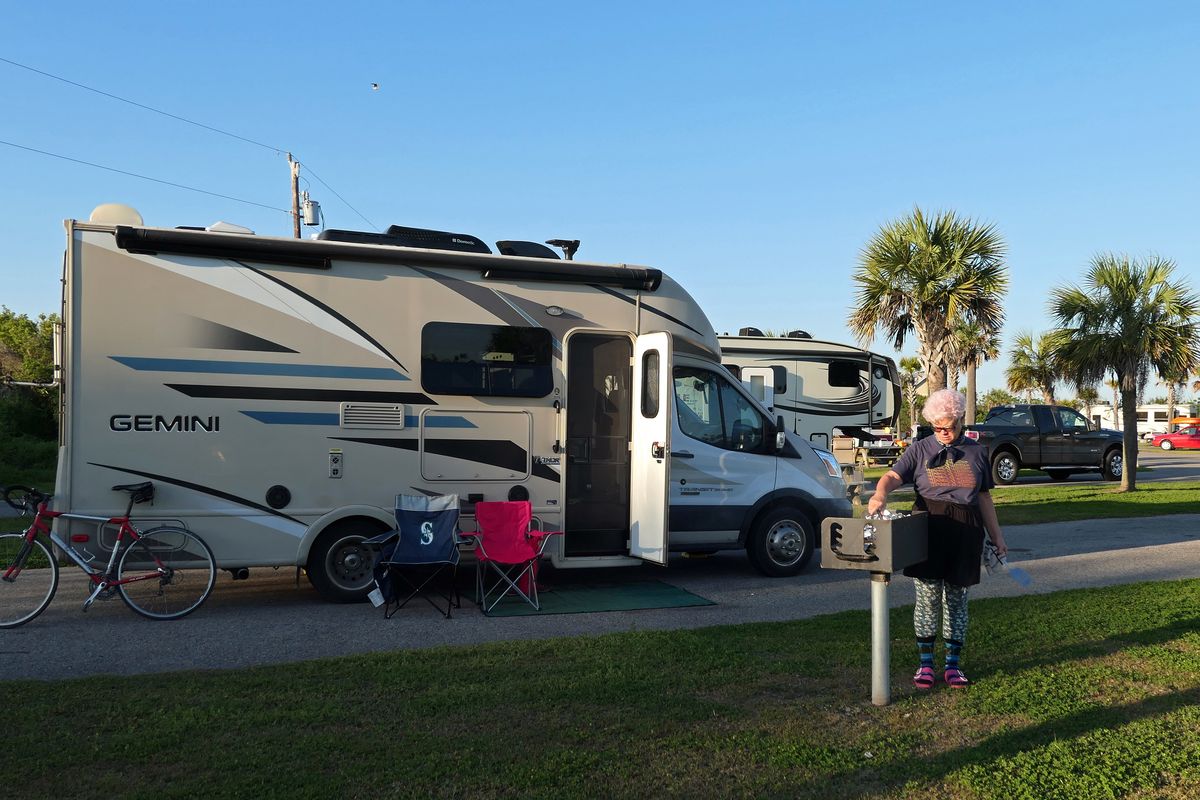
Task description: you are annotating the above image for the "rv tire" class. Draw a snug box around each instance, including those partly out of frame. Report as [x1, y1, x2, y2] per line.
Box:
[307, 520, 389, 603]
[746, 506, 815, 577]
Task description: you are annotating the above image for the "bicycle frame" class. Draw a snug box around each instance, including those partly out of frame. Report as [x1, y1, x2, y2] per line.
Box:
[5, 500, 171, 607]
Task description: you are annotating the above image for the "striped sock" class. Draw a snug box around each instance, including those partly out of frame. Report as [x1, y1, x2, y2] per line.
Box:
[917, 636, 935, 667]
[945, 639, 963, 670]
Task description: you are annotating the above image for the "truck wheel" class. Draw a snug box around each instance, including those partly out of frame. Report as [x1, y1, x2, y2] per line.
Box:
[306, 519, 389, 603]
[1045, 469, 1071, 481]
[746, 507, 814, 577]
[991, 452, 1020, 485]
[1160, 440, 1174, 451]
[1101, 448, 1122, 481]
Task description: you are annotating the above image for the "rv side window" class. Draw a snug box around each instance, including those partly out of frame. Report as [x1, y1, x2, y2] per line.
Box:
[421, 323, 553, 397]
[641, 351, 660, 417]
[772, 365, 787, 393]
[673, 366, 767, 453]
[827, 360, 860, 388]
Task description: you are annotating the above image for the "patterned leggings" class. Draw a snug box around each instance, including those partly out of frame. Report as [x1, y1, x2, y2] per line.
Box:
[913, 578, 969, 642]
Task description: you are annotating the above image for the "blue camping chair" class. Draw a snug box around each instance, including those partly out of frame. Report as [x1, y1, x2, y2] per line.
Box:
[366, 494, 462, 618]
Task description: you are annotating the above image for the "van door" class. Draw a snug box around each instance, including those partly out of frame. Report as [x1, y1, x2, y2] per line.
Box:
[629, 332, 672, 564]
[739, 366, 776, 411]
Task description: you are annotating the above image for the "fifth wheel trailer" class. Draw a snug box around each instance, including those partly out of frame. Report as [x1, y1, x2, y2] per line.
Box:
[54, 205, 851, 602]
[718, 330, 901, 450]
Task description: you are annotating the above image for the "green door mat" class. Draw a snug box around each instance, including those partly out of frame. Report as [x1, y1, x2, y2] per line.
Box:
[483, 579, 715, 617]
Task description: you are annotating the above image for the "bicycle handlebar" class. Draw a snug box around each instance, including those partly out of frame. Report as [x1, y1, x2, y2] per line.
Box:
[3, 485, 52, 513]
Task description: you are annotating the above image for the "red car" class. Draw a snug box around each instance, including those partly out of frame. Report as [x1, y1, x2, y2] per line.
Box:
[1151, 425, 1200, 450]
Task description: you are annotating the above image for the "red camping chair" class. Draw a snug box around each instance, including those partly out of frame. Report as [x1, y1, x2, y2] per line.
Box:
[463, 501, 560, 614]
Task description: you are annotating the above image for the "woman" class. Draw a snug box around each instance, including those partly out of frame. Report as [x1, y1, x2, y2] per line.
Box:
[867, 389, 1007, 690]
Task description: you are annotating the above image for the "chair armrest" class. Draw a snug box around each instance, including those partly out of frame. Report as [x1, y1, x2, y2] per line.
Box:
[361, 530, 400, 548]
[527, 529, 562, 556]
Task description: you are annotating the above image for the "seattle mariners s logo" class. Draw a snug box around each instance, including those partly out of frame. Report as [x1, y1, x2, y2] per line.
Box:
[420, 521, 434, 545]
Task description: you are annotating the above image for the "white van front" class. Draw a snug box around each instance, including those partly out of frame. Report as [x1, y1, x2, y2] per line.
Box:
[667, 353, 851, 575]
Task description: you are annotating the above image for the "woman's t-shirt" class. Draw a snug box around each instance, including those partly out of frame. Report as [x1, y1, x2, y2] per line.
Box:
[890, 435, 994, 505]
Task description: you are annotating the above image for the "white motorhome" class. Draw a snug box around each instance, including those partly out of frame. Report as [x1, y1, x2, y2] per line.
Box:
[1082, 403, 1189, 438]
[55, 206, 850, 601]
[718, 330, 901, 451]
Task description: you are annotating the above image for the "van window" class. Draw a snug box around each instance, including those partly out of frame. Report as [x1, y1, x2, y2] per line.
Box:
[828, 360, 860, 388]
[673, 366, 766, 452]
[421, 323, 553, 397]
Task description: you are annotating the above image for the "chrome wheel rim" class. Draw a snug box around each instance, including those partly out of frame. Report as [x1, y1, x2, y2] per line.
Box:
[996, 457, 1017, 482]
[766, 519, 808, 567]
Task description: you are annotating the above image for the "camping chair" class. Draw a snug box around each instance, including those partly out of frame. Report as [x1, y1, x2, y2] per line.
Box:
[366, 494, 462, 618]
[463, 501, 560, 615]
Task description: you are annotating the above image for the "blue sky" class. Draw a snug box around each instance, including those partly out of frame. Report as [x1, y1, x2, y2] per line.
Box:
[3, 2, 1197, 395]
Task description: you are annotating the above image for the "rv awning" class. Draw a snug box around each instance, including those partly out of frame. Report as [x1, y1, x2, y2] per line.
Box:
[113, 226, 663, 291]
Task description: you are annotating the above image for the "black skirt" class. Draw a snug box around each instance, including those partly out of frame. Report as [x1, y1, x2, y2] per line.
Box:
[903, 497, 985, 587]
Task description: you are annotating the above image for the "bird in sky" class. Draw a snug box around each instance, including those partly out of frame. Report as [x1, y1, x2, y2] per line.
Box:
[371, 82, 380, 91]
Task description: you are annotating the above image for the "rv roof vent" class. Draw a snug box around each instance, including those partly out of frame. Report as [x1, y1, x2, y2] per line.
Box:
[496, 241, 560, 259]
[340, 403, 406, 430]
[207, 221, 255, 235]
[89, 203, 143, 226]
[786, 330, 812, 339]
[317, 225, 492, 254]
[738, 327, 765, 337]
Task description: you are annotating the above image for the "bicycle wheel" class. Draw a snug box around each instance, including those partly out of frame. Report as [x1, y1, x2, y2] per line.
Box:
[117, 526, 216, 620]
[0, 533, 59, 628]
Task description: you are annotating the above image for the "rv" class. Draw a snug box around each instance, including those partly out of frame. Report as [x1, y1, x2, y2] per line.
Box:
[718, 329, 902, 451]
[54, 206, 850, 602]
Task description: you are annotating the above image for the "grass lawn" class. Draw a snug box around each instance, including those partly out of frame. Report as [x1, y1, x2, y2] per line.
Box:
[3, 579, 1198, 799]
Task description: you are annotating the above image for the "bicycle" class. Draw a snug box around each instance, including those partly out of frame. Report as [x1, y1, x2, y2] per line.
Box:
[0, 481, 217, 627]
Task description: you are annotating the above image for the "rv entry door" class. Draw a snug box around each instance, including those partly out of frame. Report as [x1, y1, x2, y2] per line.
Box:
[629, 332, 672, 564]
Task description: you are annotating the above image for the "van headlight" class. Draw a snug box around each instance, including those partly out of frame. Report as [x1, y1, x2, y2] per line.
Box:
[814, 448, 841, 478]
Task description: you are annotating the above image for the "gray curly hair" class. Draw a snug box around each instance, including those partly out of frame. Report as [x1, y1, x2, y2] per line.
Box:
[922, 388, 967, 425]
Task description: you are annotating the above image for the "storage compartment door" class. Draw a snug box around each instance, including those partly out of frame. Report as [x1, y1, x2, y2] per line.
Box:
[629, 332, 672, 564]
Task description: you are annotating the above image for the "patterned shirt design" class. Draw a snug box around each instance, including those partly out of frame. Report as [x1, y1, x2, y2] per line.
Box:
[925, 455, 977, 490]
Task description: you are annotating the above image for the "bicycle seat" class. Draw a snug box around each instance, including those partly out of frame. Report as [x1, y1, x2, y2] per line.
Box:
[112, 481, 155, 504]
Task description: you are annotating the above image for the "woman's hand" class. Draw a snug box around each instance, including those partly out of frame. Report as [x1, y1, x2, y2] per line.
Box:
[990, 533, 1008, 559]
[867, 493, 887, 516]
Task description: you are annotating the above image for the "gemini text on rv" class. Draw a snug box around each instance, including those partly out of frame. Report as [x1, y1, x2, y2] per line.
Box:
[109, 414, 220, 432]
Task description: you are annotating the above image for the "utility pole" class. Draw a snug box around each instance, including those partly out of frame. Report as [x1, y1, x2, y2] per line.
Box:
[288, 152, 301, 238]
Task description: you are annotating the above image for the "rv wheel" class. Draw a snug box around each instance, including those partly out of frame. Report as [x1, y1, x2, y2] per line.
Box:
[307, 520, 389, 603]
[746, 507, 815, 577]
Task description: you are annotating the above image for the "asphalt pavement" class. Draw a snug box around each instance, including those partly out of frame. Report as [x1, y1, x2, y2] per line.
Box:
[3, 512, 1199, 681]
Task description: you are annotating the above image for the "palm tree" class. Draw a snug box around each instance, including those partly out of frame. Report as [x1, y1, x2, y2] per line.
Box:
[849, 208, 1008, 393]
[948, 321, 1002, 424]
[1049, 254, 1200, 491]
[898, 356, 924, 433]
[1104, 377, 1121, 430]
[1005, 331, 1059, 404]
[1076, 384, 1101, 421]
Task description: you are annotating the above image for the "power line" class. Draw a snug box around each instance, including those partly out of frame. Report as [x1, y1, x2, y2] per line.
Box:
[0, 55, 286, 154]
[301, 162, 379, 231]
[0, 139, 291, 214]
[2, 55, 379, 230]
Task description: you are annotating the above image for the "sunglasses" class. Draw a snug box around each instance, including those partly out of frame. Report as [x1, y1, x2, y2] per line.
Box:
[932, 425, 958, 433]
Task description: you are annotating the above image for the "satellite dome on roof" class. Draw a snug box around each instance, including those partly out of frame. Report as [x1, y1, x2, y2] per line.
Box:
[89, 203, 143, 226]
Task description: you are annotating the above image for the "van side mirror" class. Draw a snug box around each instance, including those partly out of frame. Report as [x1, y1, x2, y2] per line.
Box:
[775, 415, 786, 452]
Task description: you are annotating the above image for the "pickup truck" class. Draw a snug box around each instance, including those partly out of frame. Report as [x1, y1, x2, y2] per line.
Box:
[918, 404, 1125, 485]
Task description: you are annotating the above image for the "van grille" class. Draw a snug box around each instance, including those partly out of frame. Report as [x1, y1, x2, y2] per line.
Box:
[340, 403, 406, 429]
